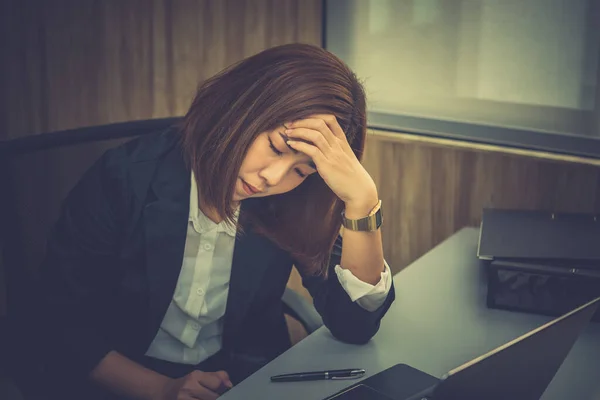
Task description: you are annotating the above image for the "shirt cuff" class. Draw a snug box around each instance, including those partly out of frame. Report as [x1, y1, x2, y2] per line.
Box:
[334, 261, 392, 312]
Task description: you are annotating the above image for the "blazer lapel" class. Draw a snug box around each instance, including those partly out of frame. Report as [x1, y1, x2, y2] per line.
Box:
[223, 200, 279, 345]
[143, 145, 191, 337]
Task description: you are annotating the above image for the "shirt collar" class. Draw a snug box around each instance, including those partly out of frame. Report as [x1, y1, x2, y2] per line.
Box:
[189, 171, 239, 237]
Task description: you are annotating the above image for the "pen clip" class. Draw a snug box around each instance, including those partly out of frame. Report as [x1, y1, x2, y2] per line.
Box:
[330, 370, 365, 380]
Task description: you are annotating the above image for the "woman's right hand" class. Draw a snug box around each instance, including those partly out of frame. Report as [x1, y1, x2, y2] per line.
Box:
[153, 370, 234, 400]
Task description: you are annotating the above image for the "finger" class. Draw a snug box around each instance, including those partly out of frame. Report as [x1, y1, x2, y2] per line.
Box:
[311, 114, 347, 140]
[285, 140, 326, 168]
[213, 370, 233, 389]
[191, 371, 223, 391]
[284, 127, 332, 155]
[310, 114, 358, 157]
[288, 117, 337, 147]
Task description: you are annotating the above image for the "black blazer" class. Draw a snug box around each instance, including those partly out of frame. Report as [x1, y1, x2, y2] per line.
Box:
[39, 128, 395, 382]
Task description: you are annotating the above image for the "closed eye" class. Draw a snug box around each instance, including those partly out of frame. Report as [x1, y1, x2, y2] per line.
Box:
[269, 136, 307, 178]
[268, 137, 283, 156]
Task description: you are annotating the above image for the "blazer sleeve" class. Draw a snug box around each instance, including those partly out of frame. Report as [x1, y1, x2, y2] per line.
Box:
[298, 235, 395, 344]
[40, 146, 132, 379]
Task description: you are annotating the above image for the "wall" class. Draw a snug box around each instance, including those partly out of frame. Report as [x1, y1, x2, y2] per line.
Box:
[362, 131, 600, 272]
[0, 0, 322, 140]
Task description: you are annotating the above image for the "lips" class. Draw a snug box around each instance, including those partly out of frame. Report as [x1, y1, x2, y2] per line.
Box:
[242, 179, 261, 195]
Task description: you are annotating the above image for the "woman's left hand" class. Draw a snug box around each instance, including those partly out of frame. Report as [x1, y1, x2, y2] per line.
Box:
[284, 114, 379, 215]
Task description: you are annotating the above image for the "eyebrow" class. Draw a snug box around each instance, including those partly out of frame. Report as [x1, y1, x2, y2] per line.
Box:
[278, 131, 317, 170]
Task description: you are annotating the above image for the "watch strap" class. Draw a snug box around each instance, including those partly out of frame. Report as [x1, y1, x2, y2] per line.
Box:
[341, 200, 383, 231]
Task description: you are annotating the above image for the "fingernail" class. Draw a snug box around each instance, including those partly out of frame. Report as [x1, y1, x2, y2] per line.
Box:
[284, 129, 292, 133]
[226, 380, 234, 388]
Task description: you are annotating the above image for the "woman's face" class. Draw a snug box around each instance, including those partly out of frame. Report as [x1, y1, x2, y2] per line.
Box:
[232, 126, 318, 202]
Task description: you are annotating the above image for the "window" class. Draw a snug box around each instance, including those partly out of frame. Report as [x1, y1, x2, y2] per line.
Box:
[325, 0, 600, 157]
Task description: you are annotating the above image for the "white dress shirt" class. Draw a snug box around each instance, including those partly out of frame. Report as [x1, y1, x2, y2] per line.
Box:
[145, 173, 392, 364]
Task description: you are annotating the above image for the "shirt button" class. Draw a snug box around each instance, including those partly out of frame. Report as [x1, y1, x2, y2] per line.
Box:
[191, 322, 200, 330]
[196, 288, 205, 296]
[203, 243, 212, 251]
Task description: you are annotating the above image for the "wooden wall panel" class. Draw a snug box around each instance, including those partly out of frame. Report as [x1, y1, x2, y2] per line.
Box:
[362, 132, 600, 274]
[0, 0, 322, 140]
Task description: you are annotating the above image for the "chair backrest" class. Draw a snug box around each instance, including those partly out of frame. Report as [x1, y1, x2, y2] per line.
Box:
[0, 117, 181, 317]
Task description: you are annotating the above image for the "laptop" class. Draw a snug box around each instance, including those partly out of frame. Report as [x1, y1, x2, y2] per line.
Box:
[326, 296, 600, 400]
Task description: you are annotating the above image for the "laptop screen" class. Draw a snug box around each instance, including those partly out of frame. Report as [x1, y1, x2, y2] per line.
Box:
[433, 297, 600, 400]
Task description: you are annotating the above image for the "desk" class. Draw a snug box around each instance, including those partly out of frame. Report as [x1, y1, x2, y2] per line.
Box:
[222, 228, 600, 400]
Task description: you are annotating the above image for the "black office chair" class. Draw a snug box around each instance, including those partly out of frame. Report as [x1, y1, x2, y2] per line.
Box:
[0, 118, 322, 399]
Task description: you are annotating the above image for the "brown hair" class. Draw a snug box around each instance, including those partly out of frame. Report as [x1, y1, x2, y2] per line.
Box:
[181, 43, 367, 275]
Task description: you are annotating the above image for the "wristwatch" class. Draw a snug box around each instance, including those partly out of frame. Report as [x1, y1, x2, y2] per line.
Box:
[341, 200, 383, 232]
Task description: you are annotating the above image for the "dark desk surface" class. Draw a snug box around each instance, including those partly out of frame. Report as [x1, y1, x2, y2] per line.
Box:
[222, 228, 600, 400]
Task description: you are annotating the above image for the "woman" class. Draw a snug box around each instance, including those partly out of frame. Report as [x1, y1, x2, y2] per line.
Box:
[39, 43, 395, 400]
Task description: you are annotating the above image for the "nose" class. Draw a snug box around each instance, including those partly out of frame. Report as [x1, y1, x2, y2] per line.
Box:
[259, 161, 289, 188]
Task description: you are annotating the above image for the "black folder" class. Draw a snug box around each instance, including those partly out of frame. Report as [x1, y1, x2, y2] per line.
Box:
[478, 208, 600, 321]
